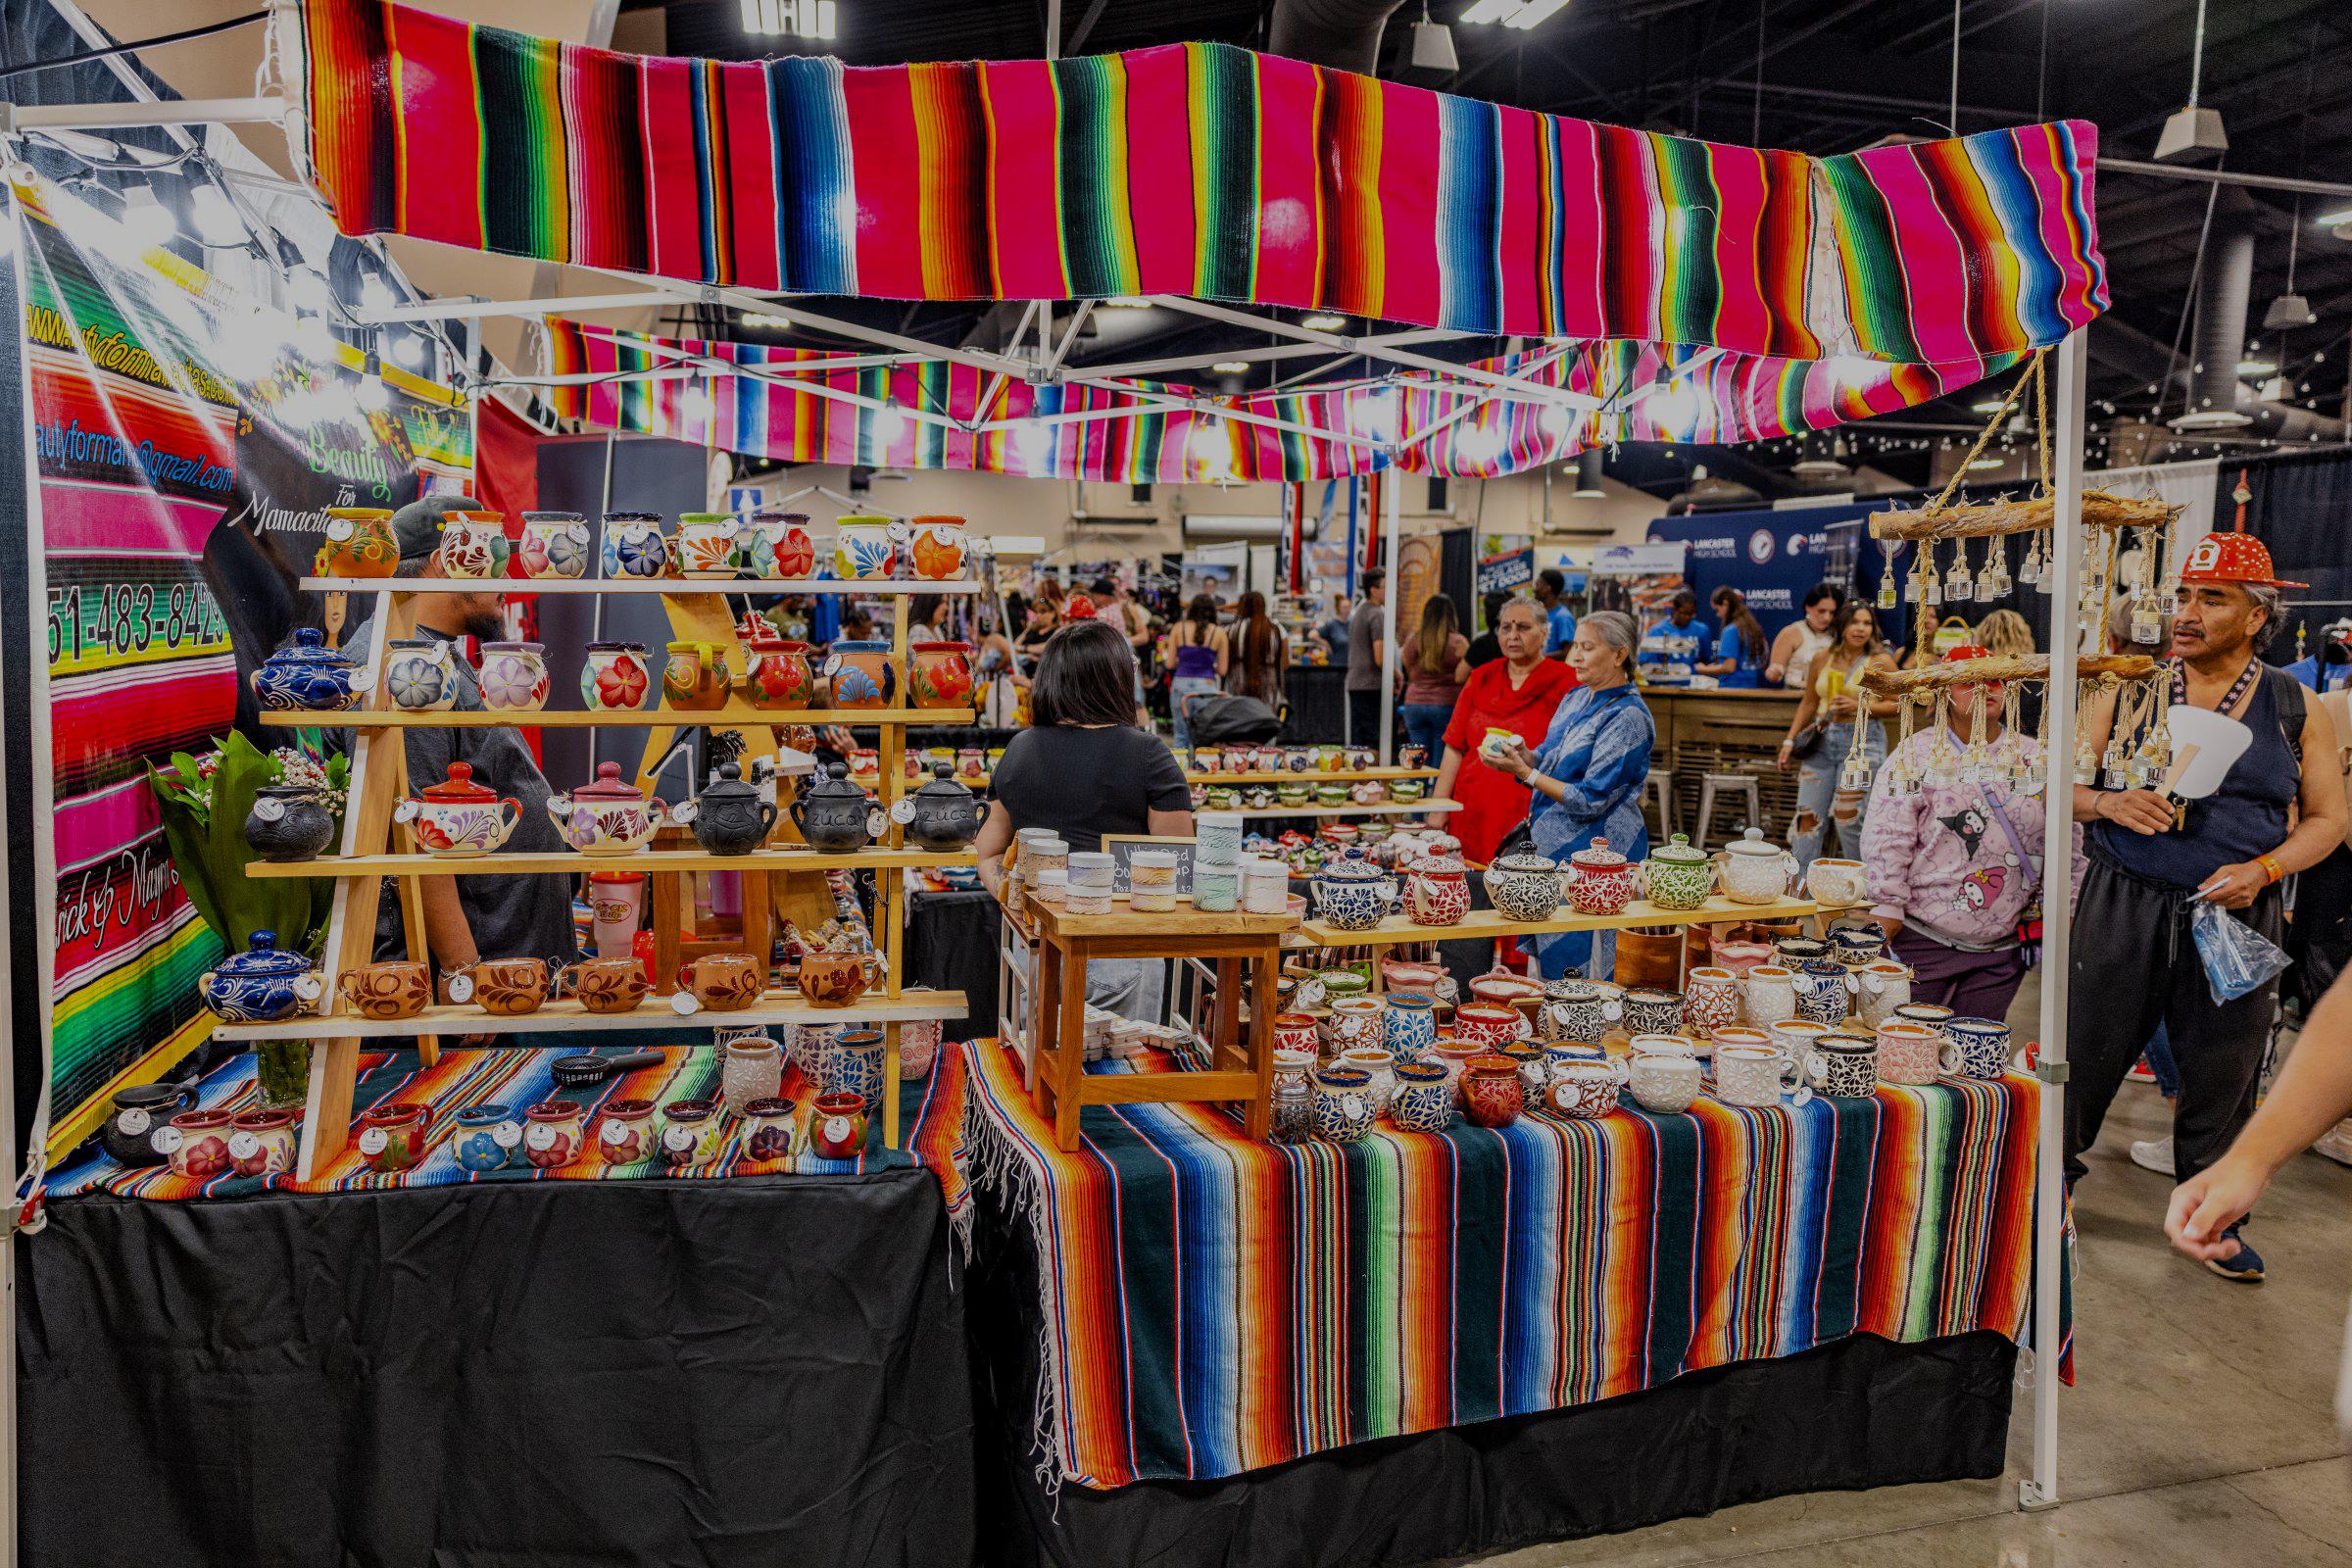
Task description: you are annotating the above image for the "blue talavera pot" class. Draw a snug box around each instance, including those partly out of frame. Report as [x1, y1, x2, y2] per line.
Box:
[250, 627, 361, 711]
[197, 930, 323, 1023]
[453, 1103, 523, 1172]
[601, 512, 669, 578]
[1309, 853, 1397, 933]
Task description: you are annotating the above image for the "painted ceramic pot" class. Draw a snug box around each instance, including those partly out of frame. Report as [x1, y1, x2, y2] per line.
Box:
[1716, 1044, 1803, 1106]
[1641, 832, 1716, 911]
[1404, 853, 1471, 927]
[595, 1099, 659, 1165]
[790, 763, 875, 854]
[250, 627, 363, 711]
[1544, 1057, 1629, 1120]
[1388, 1060, 1454, 1133]
[1544, 980, 1623, 1046]
[1626, 1044, 1703, 1115]
[1275, 1014, 1321, 1057]
[826, 640, 895, 709]
[676, 513, 750, 578]
[1737, 964, 1799, 1030]
[809, 1093, 868, 1159]
[1622, 987, 1685, 1037]
[1874, 1020, 1947, 1086]
[833, 515, 899, 580]
[522, 1101, 586, 1168]
[907, 514, 968, 580]
[1473, 971, 1545, 1011]
[1310, 1066, 1377, 1143]
[662, 641, 734, 710]
[672, 762, 779, 856]
[817, 1028, 887, 1106]
[1827, 925, 1886, 968]
[744, 637, 817, 710]
[674, 953, 765, 1014]
[1483, 852, 1562, 922]
[600, 512, 668, 579]
[741, 1098, 800, 1162]
[1383, 994, 1438, 1061]
[1380, 959, 1445, 1000]
[150, 1108, 233, 1180]
[799, 951, 880, 1008]
[898, 1015, 944, 1079]
[1495, 1041, 1548, 1102]
[546, 761, 670, 856]
[718, 1037, 785, 1119]
[1566, 837, 1639, 916]
[552, 956, 652, 1015]
[397, 761, 523, 858]
[198, 930, 323, 1023]
[433, 511, 510, 578]
[1853, 961, 1914, 1029]
[1681, 966, 1742, 1038]
[1803, 1033, 1880, 1098]
[244, 783, 336, 862]
[477, 641, 551, 712]
[1893, 1003, 1956, 1038]
[445, 956, 550, 1017]
[314, 507, 399, 577]
[906, 763, 989, 851]
[1309, 854, 1398, 933]
[1806, 857, 1870, 908]
[102, 1082, 196, 1168]
[222, 1107, 299, 1178]
[659, 1100, 725, 1168]
[747, 512, 813, 579]
[1461, 1055, 1525, 1128]
[354, 1102, 428, 1173]
[1943, 1016, 2013, 1081]
[907, 642, 974, 710]
[580, 641, 653, 711]
[1776, 937, 1832, 967]
[1430, 1039, 1484, 1105]
[1451, 1003, 1521, 1053]
[453, 1103, 523, 1172]
[383, 637, 462, 712]
[1715, 827, 1798, 905]
[1320, 996, 1388, 1058]
[1789, 959, 1852, 1028]
[337, 960, 431, 1022]
[516, 512, 592, 579]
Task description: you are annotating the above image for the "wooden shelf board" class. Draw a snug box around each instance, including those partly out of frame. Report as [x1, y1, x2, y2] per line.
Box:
[301, 576, 984, 596]
[1224, 799, 1459, 818]
[1300, 895, 1820, 949]
[1181, 766, 1440, 784]
[1029, 895, 1299, 941]
[263, 706, 974, 728]
[209, 990, 969, 1042]
[247, 847, 978, 877]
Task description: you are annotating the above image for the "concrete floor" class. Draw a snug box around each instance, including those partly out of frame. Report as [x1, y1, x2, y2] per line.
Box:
[1464, 973, 2352, 1567]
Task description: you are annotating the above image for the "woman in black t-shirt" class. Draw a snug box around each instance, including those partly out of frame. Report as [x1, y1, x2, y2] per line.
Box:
[977, 619, 1194, 882]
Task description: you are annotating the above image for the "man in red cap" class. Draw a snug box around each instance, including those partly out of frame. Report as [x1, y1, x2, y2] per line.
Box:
[2065, 529, 2345, 1282]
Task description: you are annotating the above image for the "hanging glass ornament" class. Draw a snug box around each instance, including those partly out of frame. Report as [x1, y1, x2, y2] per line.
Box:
[1877, 576, 1899, 610]
[2019, 533, 2044, 586]
[1943, 538, 1975, 602]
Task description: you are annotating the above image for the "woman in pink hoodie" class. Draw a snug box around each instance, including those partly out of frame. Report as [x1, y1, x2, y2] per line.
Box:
[1861, 646, 2082, 1019]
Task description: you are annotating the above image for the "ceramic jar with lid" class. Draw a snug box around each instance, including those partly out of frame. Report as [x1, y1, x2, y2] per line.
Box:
[226, 1108, 300, 1177]
[475, 641, 552, 712]
[832, 516, 899, 580]
[676, 513, 751, 577]
[595, 1099, 659, 1163]
[453, 1103, 523, 1171]
[383, 637, 462, 712]
[250, 627, 364, 711]
[748, 511, 814, 578]
[789, 761, 875, 853]
[1641, 832, 1716, 910]
[397, 761, 524, 858]
[905, 763, 990, 851]
[1483, 852, 1562, 922]
[907, 514, 967, 579]
[1715, 827, 1798, 905]
[516, 512, 591, 579]
[1404, 851, 1471, 927]
[244, 782, 337, 862]
[354, 1102, 427, 1173]
[102, 1082, 196, 1167]
[198, 929, 324, 1022]
[671, 761, 777, 856]
[659, 1099, 724, 1168]
[1565, 837, 1639, 916]
[580, 641, 654, 710]
[1309, 852, 1397, 933]
[523, 1101, 586, 1167]
[547, 761, 670, 856]
[314, 506, 399, 577]
[432, 511, 509, 578]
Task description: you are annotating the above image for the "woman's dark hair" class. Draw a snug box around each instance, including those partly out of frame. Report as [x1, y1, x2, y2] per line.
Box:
[1671, 588, 1699, 613]
[1184, 592, 1220, 632]
[1710, 586, 1767, 667]
[1030, 619, 1142, 728]
[1803, 580, 1844, 611]
[1236, 590, 1280, 691]
[1834, 598, 1886, 655]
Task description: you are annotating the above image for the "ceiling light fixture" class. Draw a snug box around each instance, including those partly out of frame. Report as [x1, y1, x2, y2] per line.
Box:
[356, 352, 391, 413]
[1211, 361, 1250, 375]
[1301, 313, 1347, 332]
[2153, 0, 2227, 162]
[2236, 359, 2277, 377]
[739, 312, 793, 330]
[1460, 0, 1573, 27]
[117, 181, 177, 248]
[740, 0, 836, 40]
[1099, 296, 1152, 309]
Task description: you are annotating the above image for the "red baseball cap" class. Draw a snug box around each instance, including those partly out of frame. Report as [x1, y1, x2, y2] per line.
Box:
[2178, 530, 2307, 589]
[1941, 643, 1993, 662]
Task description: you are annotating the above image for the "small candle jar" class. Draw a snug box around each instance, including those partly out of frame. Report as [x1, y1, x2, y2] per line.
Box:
[453, 1103, 523, 1172]
[522, 1101, 586, 1169]
[741, 1097, 800, 1161]
[660, 1099, 723, 1168]
[719, 1036, 784, 1118]
[226, 1108, 299, 1178]
[808, 1092, 868, 1158]
[354, 1102, 427, 1174]
[595, 1098, 658, 1164]
[157, 1108, 234, 1181]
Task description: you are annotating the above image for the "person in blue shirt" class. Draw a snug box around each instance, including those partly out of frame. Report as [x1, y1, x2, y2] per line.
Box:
[2287, 618, 2352, 693]
[1638, 590, 1710, 677]
[1536, 568, 1578, 659]
[1697, 586, 1767, 689]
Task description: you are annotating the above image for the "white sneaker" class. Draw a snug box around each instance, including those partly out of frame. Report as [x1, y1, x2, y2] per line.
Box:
[2313, 1121, 2352, 1168]
[2130, 1136, 2174, 1175]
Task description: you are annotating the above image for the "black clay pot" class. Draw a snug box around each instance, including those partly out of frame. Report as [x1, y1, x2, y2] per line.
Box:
[102, 1081, 197, 1167]
[244, 784, 336, 862]
[906, 763, 990, 851]
[788, 762, 873, 854]
[676, 762, 779, 856]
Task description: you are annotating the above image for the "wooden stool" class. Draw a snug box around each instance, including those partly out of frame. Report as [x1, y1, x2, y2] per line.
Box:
[1028, 895, 1297, 1151]
[1693, 771, 1763, 849]
[1643, 767, 1677, 839]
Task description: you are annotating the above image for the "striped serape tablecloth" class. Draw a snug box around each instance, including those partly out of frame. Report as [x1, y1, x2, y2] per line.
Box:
[956, 1038, 2060, 1490]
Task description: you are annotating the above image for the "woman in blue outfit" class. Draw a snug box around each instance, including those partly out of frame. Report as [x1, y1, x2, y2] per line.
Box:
[1491, 611, 1655, 978]
[1697, 586, 1768, 689]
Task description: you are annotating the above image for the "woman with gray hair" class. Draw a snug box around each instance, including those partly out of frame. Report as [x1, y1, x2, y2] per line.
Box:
[1489, 610, 1656, 978]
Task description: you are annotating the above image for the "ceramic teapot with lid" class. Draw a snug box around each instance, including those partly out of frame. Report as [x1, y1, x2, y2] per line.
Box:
[905, 762, 991, 851]
[1565, 837, 1639, 915]
[1641, 832, 1717, 910]
[395, 761, 523, 857]
[670, 762, 777, 856]
[197, 929, 325, 1022]
[1403, 850, 1470, 926]
[1482, 851, 1563, 922]
[251, 627, 364, 711]
[789, 762, 875, 854]
[546, 762, 669, 856]
[1714, 827, 1799, 905]
[1308, 851, 1399, 933]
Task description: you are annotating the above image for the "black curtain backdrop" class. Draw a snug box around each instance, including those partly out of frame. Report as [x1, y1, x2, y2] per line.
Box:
[1441, 526, 1475, 630]
[2218, 449, 2352, 665]
[20, 1171, 975, 1568]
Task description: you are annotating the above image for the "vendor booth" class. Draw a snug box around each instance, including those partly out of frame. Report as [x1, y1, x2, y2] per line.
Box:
[1, 2, 2121, 1561]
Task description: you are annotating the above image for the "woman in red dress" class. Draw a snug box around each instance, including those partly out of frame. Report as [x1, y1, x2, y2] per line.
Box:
[1433, 598, 1578, 863]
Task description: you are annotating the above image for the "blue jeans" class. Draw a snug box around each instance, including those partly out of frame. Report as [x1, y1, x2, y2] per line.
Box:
[1170, 676, 1221, 751]
[1399, 703, 1453, 761]
[2143, 1020, 2180, 1099]
[1791, 720, 1885, 873]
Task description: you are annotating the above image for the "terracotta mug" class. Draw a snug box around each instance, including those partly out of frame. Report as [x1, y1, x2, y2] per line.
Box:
[554, 957, 652, 1015]
[671, 953, 766, 1014]
[1452, 1003, 1522, 1052]
[797, 951, 880, 1008]
[337, 960, 431, 1021]
[445, 956, 550, 1016]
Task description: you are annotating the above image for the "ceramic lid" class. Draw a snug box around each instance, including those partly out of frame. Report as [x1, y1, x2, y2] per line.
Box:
[836, 514, 892, 527]
[665, 1098, 718, 1122]
[832, 639, 891, 652]
[481, 641, 543, 654]
[910, 514, 965, 527]
[603, 511, 662, 526]
[1569, 836, 1627, 869]
[1316, 851, 1386, 881]
[1649, 831, 1707, 864]
[585, 640, 647, 654]
[525, 1101, 583, 1120]
[914, 761, 977, 801]
[572, 761, 646, 802]
[267, 627, 359, 667]
[520, 511, 582, 522]
[1412, 852, 1467, 876]
[216, 929, 310, 977]
[750, 512, 808, 524]
[420, 761, 496, 801]
[1726, 826, 1784, 858]
[911, 641, 972, 654]
[602, 1098, 656, 1119]
[1492, 851, 1558, 871]
[698, 761, 760, 806]
[804, 760, 865, 799]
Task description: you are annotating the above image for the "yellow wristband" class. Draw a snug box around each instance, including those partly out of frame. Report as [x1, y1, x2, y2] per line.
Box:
[2260, 854, 2283, 885]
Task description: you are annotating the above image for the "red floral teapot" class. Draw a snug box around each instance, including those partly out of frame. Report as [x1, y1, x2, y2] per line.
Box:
[1403, 851, 1470, 928]
[1566, 836, 1639, 916]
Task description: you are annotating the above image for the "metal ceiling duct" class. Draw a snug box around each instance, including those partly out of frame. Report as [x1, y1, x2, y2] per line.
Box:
[1267, 0, 1406, 74]
[2170, 191, 2256, 431]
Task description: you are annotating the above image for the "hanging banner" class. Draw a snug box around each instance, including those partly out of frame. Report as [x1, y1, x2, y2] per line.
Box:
[14, 175, 471, 1159]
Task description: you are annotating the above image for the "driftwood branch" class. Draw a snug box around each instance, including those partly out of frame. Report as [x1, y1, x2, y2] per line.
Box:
[1857, 654, 2160, 696]
[1867, 489, 2180, 542]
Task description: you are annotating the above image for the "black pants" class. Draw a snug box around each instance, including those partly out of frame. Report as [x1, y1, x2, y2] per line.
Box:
[1347, 686, 1385, 748]
[2065, 854, 2282, 1187]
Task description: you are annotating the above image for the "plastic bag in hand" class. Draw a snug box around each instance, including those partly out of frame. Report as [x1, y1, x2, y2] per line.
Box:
[2188, 898, 2293, 1004]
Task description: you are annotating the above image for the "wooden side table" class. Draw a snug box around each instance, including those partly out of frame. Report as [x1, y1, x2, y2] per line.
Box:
[1026, 896, 1298, 1151]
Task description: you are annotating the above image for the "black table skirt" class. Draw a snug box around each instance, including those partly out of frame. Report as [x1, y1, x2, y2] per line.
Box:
[19, 1169, 974, 1568]
[908, 888, 1001, 1040]
[965, 1175, 2014, 1568]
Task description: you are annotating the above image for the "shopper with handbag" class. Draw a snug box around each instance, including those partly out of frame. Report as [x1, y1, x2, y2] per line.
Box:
[1778, 599, 1898, 873]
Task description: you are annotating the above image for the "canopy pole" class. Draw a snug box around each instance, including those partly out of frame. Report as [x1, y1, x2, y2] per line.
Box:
[2023, 326, 2084, 1514]
[1378, 471, 1398, 765]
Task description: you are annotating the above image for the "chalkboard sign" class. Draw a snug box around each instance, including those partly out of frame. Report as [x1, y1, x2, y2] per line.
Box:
[1099, 835, 1196, 895]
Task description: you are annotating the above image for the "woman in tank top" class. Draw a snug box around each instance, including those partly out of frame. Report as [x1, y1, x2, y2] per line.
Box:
[1168, 593, 1229, 751]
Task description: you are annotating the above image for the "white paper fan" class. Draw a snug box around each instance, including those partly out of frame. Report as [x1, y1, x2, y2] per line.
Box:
[2164, 706, 2253, 800]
